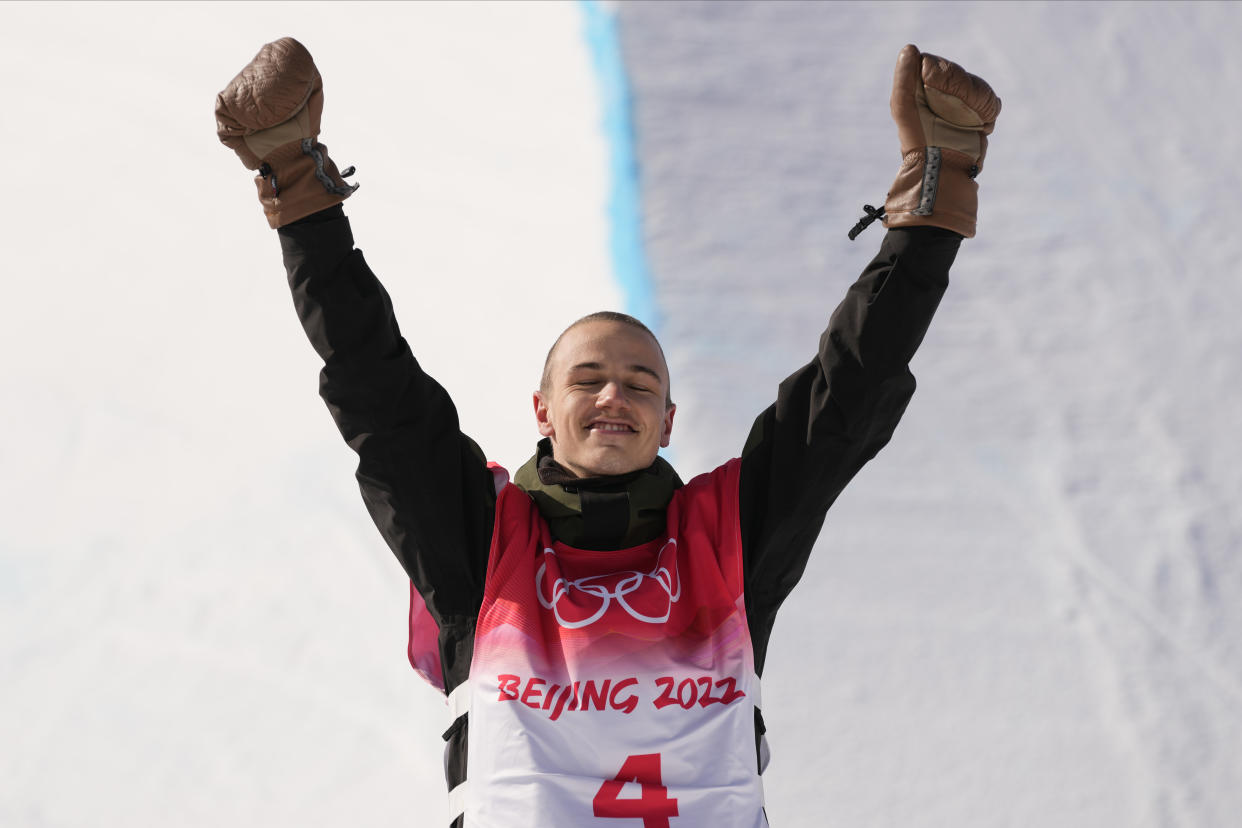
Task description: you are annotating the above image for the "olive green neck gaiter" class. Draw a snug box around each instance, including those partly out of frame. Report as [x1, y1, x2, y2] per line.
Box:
[513, 439, 683, 551]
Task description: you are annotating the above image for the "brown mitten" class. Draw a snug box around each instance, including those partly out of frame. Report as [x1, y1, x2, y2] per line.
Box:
[883, 44, 1000, 238]
[216, 38, 357, 228]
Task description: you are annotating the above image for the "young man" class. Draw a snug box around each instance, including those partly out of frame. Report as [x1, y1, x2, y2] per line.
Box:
[217, 38, 999, 827]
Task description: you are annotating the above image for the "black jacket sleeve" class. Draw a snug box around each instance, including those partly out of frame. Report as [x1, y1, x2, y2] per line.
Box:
[276, 206, 496, 687]
[738, 226, 960, 674]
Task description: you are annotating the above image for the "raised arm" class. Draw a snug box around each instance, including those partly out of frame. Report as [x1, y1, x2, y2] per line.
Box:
[740, 226, 958, 673]
[277, 207, 496, 616]
[216, 40, 496, 678]
[739, 46, 1001, 674]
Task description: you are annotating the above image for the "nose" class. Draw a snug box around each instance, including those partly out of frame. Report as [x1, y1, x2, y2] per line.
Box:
[595, 380, 630, 410]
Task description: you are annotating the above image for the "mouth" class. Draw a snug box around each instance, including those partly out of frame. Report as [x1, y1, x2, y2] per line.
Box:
[587, 420, 637, 434]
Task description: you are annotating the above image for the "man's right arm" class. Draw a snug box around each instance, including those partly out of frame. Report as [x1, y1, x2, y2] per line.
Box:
[216, 39, 496, 658]
[277, 206, 496, 627]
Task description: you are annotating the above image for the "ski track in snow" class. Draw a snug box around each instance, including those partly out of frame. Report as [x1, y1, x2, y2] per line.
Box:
[619, 2, 1242, 826]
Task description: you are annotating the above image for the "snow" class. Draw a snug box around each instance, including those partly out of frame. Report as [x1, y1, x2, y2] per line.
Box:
[1, 3, 617, 826]
[617, 2, 1242, 825]
[2, 1, 1240, 826]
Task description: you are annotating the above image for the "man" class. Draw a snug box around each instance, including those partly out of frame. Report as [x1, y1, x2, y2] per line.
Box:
[217, 37, 999, 827]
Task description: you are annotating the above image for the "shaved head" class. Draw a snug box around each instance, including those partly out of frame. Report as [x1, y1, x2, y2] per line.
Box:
[541, 311, 673, 408]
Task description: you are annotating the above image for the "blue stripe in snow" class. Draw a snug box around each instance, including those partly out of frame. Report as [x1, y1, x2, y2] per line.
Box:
[579, 0, 660, 331]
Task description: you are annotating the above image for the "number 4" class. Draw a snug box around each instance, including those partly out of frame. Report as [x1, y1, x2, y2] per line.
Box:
[593, 753, 680, 827]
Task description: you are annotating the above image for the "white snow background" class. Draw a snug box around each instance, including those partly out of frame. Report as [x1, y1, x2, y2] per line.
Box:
[1, 1, 1240, 827]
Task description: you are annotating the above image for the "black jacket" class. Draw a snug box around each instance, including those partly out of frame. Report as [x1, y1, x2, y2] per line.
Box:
[277, 205, 959, 807]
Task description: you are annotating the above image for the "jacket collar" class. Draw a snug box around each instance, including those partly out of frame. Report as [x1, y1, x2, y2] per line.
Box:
[513, 438, 682, 550]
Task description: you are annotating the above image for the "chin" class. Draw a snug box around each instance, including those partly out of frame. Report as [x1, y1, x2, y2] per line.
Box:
[578, 452, 650, 478]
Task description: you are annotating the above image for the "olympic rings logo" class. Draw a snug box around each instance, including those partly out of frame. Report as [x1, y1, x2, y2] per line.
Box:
[536, 540, 681, 629]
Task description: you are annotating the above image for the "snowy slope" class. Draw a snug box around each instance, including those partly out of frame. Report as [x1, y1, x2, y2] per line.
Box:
[2, 1, 1240, 827]
[0, 3, 619, 826]
[617, 2, 1242, 826]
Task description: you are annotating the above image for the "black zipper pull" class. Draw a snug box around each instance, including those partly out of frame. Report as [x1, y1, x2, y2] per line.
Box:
[848, 203, 885, 240]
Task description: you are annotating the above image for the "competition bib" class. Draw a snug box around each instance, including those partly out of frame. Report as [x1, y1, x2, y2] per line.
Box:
[462, 459, 767, 827]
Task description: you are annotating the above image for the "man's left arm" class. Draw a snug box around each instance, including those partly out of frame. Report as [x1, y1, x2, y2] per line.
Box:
[738, 46, 1000, 675]
[739, 225, 957, 673]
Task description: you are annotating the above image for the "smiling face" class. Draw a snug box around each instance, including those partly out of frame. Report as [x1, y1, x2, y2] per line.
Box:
[534, 318, 675, 478]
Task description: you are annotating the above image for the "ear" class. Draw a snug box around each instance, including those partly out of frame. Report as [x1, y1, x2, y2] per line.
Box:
[533, 391, 555, 438]
[660, 404, 676, 448]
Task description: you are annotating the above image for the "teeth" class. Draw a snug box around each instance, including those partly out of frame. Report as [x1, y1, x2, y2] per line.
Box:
[592, 423, 631, 432]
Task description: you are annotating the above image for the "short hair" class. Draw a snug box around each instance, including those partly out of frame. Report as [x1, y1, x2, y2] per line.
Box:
[540, 311, 674, 408]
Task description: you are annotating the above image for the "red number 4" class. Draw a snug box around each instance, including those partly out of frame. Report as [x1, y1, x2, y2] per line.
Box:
[593, 753, 679, 827]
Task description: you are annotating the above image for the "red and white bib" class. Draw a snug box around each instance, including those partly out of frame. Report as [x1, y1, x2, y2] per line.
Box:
[459, 458, 766, 827]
